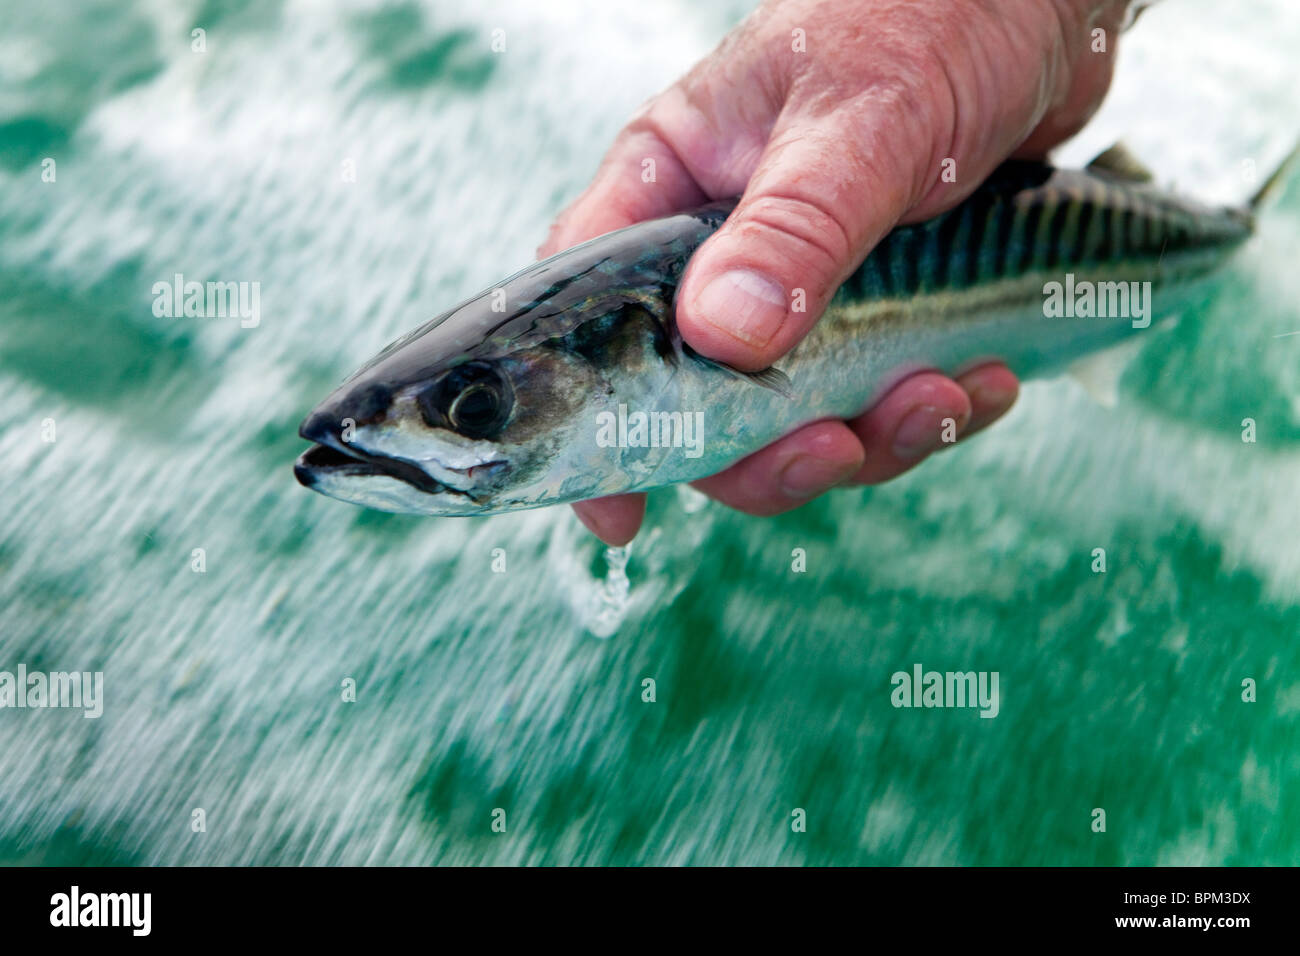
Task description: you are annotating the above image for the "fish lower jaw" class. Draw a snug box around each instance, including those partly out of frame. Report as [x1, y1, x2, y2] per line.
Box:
[421, 458, 509, 493]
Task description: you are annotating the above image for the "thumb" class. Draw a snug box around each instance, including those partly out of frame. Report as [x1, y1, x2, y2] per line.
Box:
[676, 114, 920, 371]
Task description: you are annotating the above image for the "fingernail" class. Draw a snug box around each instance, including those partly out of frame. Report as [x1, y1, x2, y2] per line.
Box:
[693, 269, 787, 346]
[967, 381, 1018, 415]
[779, 454, 854, 499]
[891, 405, 957, 460]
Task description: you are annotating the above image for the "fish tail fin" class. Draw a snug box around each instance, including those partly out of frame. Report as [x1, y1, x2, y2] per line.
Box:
[1250, 139, 1300, 210]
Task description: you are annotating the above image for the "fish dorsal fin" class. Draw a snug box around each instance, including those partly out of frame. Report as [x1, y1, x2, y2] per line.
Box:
[1122, 0, 1158, 32]
[1250, 140, 1300, 210]
[1066, 335, 1147, 408]
[1087, 142, 1154, 183]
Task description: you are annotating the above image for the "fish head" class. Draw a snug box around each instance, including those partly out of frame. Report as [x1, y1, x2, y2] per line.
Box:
[294, 204, 732, 515]
[296, 339, 617, 515]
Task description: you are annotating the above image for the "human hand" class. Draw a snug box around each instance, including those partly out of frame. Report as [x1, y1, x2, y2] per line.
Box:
[539, 0, 1128, 544]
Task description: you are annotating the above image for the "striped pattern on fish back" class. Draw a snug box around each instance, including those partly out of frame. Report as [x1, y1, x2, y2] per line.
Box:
[839, 160, 1254, 302]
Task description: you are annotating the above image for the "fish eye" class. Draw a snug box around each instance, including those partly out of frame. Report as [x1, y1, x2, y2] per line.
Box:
[449, 382, 501, 433]
[418, 362, 512, 439]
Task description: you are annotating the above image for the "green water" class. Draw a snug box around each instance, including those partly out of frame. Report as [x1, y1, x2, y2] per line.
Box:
[1, 0, 1297, 865]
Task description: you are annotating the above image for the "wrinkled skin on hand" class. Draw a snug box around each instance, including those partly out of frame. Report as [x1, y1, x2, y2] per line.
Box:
[539, 0, 1129, 544]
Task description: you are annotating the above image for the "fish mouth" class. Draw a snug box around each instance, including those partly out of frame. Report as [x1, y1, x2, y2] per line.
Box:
[295, 406, 510, 507]
[294, 441, 451, 495]
[296, 407, 453, 496]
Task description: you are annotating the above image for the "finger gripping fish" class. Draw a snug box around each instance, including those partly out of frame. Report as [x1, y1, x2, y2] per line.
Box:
[295, 148, 1270, 517]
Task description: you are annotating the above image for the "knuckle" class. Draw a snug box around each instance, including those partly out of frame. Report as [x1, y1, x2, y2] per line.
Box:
[734, 191, 854, 284]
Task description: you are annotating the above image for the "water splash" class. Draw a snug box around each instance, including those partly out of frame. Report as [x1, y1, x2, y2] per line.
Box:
[677, 484, 710, 514]
[585, 544, 631, 639]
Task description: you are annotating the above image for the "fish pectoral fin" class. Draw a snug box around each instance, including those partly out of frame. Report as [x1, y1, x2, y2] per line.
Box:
[714, 360, 794, 399]
[1087, 142, 1154, 184]
[1065, 335, 1147, 409]
[684, 345, 795, 399]
[738, 364, 795, 399]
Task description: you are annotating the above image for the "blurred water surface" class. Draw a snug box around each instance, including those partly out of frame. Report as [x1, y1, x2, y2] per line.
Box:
[0, 0, 1297, 865]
